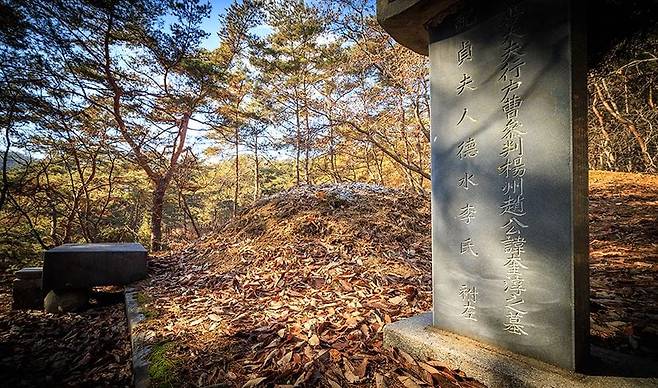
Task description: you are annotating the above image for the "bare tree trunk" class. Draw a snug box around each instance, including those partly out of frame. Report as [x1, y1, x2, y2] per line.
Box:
[328, 119, 339, 183]
[150, 179, 167, 251]
[0, 98, 15, 212]
[294, 97, 301, 186]
[42, 166, 61, 246]
[374, 150, 385, 186]
[62, 194, 80, 243]
[233, 124, 239, 216]
[179, 189, 200, 238]
[254, 133, 260, 201]
[303, 91, 311, 184]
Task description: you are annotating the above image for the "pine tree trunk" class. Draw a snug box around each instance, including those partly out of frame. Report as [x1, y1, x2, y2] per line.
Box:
[295, 98, 301, 186]
[254, 133, 260, 201]
[234, 125, 240, 216]
[329, 120, 338, 183]
[150, 180, 167, 252]
[304, 104, 311, 184]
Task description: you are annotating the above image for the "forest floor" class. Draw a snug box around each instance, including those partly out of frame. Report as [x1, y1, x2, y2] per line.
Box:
[0, 280, 133, 387]
[0, 170, 656, 387]
[588, 171, 658, 355]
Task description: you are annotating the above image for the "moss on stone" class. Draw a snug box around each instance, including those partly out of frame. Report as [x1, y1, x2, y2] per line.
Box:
[136, 291, 159, 319]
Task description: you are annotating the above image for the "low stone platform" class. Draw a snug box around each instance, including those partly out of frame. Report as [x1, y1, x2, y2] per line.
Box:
[384, 313, 658, 388]
[12, 267, 43, 310]
[125, 288, 152, 388]
[42, 243, 147, 292]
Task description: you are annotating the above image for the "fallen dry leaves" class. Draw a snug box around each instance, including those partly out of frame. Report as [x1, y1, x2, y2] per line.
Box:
[137, 184, 484, 387]
[589, 171, 658, 357]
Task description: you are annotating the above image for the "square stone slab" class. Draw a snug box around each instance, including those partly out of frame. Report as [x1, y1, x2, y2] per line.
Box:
[42, 243, 147, 291]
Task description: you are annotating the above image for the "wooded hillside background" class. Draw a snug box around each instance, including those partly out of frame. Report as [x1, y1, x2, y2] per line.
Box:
[0, 0, 656, 263]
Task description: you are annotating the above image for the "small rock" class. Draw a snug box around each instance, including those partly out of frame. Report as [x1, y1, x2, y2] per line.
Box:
[44, 289, 89, 313]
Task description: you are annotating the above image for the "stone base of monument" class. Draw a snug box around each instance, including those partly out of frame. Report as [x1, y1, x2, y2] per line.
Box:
[384, 313, 658, 388]
[12, 267, 43, 310]
[44, 288, 89, 313]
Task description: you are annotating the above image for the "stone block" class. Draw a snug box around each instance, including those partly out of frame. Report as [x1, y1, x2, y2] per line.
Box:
[44, 288, 89, 313]
[12, 268, 43, 310]
[42, 243, 147, 291]
[384, 313, 658, 388]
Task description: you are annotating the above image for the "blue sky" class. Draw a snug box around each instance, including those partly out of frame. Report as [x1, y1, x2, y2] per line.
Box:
[198, 0, 357, 49]
[198, 0, 232, 49]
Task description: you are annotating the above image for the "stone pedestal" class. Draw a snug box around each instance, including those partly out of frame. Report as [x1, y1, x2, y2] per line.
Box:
[44, 288, 89, 313]
[384, 313, 658, 388]
[12, 267, 43, 310]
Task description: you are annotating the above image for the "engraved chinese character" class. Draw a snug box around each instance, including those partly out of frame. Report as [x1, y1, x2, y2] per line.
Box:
[500, 79, 521, 102]
[502, 235, 526, 258]
[457, 40, 473, 66]
[502, 95, 523, 119]
[457, 137, 479, 159]
[457, 73, 476, 95]
[456, 107, 477, 126]
[501, 119, 526, 140]
[504, 311, 528, 335]
[500, 194, 526, 217]
[459, 284, 478, 321]
[504, 257, 528, 276]
[458, 203, 476, 224]
[454, 8, 477, 32]
[499, 40, 526, 81]
[502, 177, 524, 196]
[500, 137, 523, 158]
[458, 172, 478, 190]
[460, 238, 479, 257]
[501, 216, 528, 235]
[498, 156, 526, 178]
[505, 276, 526, 300]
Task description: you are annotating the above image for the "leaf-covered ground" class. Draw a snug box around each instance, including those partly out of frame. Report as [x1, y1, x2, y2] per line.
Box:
[138, 183, 484, 388]
[133, 171, 658, 387]
[0, 171, 655, 387]
[0, 283, 132, 387]
[589, 171, 658, 356]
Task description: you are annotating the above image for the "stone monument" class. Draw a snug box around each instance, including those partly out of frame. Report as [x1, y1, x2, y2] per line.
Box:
[41, 242, 147, 313]
[377, 1, 656, 386]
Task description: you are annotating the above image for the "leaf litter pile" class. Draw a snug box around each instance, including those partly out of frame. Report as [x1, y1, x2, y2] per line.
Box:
[139, 183, 485, 387]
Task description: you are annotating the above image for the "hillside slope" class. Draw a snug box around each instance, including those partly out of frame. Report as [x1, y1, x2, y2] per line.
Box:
[138, 173, 658, 386]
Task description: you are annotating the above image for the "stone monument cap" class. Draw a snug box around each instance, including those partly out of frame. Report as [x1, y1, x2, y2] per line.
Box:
[376, 0, 462, 55]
